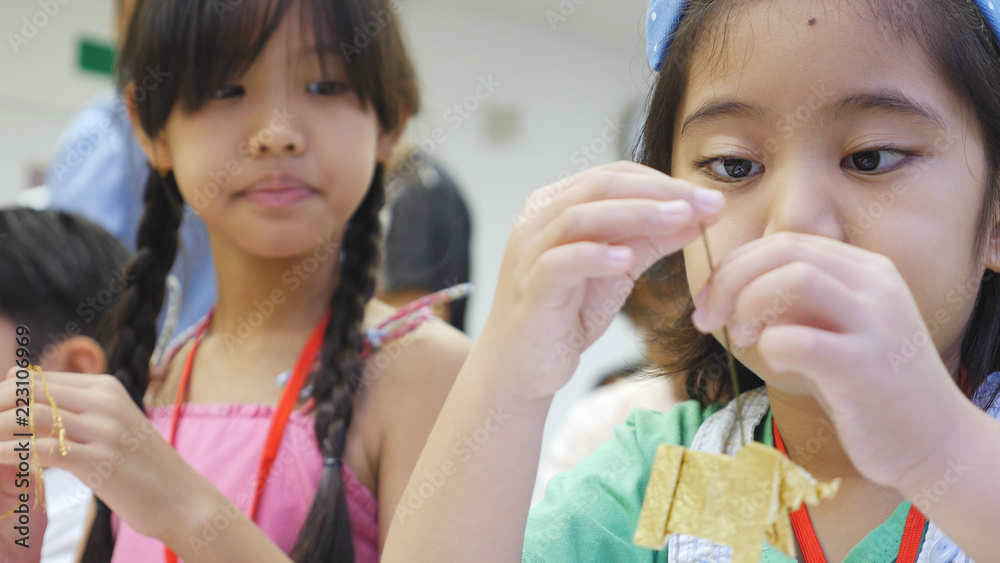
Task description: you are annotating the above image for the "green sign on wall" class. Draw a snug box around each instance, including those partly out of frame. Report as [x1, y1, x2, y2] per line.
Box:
[79, 38, 114, 76]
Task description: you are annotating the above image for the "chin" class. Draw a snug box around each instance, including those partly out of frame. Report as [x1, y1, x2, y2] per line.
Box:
[730, 345, 813, 398]
[239, 235, 323, 260]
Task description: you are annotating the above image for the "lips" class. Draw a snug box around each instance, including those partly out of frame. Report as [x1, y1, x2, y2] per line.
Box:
[239, 175, 316, 208]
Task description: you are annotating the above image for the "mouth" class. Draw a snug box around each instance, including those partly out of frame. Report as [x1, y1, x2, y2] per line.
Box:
[238, 174, 316, 208]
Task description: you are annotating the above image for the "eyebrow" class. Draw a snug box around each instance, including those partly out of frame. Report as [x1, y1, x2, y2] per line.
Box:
[679, 101, 773, 140]
[830, 92, 947, 130]
[679, 90, 948, 140]
[296, 43, 342, 58]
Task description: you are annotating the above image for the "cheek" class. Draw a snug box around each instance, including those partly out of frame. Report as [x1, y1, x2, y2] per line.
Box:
[173, 146, 241, 212]
[683, 244, 711, 300]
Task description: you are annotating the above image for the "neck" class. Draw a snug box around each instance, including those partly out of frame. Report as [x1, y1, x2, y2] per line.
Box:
[208, 236, 337, 340]
[767, 386, 860, 481]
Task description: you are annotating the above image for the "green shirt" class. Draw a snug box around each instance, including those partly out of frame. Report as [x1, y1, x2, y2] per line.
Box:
[523, 400, 921, 562]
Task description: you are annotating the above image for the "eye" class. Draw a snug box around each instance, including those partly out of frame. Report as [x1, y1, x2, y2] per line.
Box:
[843, 150, 910, 173]
[307, 81, 349, 96]
[698, 157, 764, 182]
[212, 85, 245, 99]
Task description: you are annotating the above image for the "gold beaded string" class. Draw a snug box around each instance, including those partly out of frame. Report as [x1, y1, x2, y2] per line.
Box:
[0, 366, 71, 521]
[34, 366, 70, 457]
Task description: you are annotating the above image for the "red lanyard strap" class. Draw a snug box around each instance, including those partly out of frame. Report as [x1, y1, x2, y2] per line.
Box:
[164, 311, 330, 563]
[772, 419, 926, 563]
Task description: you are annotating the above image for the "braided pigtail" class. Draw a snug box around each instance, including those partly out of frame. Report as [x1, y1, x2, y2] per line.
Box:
[82, 168, 184, 563]
[292, 165, 385, 561]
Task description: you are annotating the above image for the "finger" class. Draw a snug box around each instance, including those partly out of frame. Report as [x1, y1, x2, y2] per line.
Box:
[715, 232, 884, 279]
[518, 165, 724, 235]
[695, 233, 888, 330]
[615, 221, 704, 280]
[14, 371, 113, 389]
[720, 262, 866, 346]
[0, 378, 113, 415]
[522, 242, 635, 310]
[0, 438, 87, 473]
[756, 325, 856, 379]
[0, 370, 115, 400]
[537, 198, 702, 251]
[0, 404, 109, 445]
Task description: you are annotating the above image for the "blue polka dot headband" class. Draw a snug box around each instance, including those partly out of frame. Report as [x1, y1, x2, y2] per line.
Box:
[646, 0, 1000, 71]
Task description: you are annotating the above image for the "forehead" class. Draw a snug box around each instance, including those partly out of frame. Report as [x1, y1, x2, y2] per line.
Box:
[678, 0, 967, 129]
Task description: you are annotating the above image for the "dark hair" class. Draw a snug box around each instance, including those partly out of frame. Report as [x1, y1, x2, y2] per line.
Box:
[0, 208, 130, 358]
[641, 0, 1000, 410]
[83, 1, 418, 561]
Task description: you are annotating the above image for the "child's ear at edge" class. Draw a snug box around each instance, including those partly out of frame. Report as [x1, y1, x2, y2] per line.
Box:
[375, 109, 412, 164]
[124, 83, 173, 176]
[40, 336, 108, 375]
[988, 204, 1000, 274]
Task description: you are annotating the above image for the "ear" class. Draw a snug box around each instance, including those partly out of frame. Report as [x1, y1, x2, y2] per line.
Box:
[124, 83, 172, 174]
[987, 218, 1000, 274]
[375, 109, 412, 164]
[40, 336, 107, 375]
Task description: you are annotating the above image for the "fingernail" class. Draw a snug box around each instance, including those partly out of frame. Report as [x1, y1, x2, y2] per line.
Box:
[695, 189, 725, 212]
[692, 308, 707, 329]
[695, 285, 709, 307]
[607, 247, 631, 265]
[659, 200, 690, 218]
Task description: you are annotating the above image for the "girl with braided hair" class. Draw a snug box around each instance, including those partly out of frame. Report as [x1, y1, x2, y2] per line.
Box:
[0, 1, 468, 561]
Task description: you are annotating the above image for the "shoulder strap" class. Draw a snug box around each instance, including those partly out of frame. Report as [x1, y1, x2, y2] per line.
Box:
[363, 283, 471, 357]
[143, 309, 211, 406]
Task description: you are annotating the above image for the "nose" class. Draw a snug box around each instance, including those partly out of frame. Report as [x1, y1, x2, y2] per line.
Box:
[762, 163, 847, 241]
[246, 109, 305, 158]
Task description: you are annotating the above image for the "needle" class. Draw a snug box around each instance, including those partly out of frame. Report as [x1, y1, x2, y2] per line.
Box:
[699, 222, 745, 447]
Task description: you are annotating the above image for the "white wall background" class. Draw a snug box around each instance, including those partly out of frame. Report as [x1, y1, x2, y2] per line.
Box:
[1, 0, 656, 499]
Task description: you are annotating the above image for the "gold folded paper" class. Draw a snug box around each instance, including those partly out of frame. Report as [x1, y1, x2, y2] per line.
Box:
[633, 442, 839, 563]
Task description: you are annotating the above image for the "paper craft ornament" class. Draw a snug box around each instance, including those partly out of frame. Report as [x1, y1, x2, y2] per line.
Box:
[633, 442, 839, 562]
[631, 225, 839, 562]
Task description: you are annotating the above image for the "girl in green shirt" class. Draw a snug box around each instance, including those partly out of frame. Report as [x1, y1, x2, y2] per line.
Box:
[384, 0, 1000, 561]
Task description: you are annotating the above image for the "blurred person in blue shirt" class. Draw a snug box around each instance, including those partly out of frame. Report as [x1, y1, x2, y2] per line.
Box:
[44, 0, 214, 337]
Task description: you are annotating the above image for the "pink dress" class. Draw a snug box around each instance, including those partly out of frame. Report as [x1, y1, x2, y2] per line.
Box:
[110, 285, 470, 562]
[110, 404, 379, 562]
